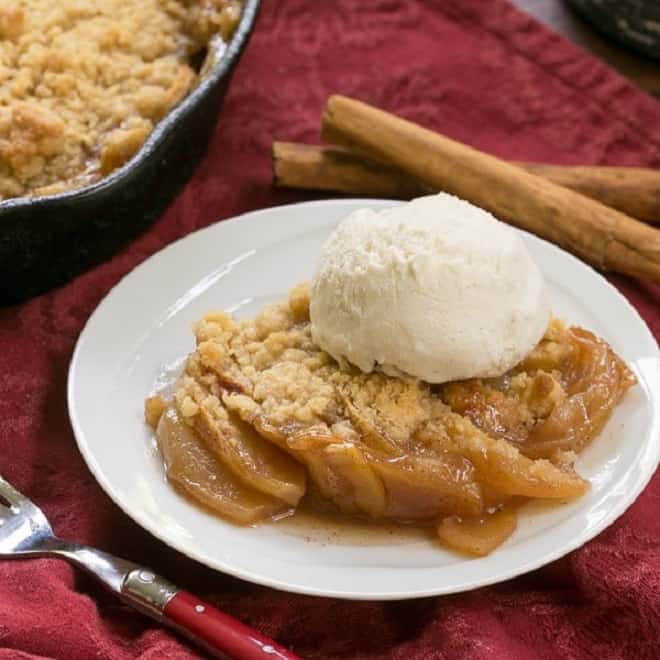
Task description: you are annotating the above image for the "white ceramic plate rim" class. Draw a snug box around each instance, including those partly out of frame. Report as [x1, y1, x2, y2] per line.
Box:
[68, 199, 660, 600]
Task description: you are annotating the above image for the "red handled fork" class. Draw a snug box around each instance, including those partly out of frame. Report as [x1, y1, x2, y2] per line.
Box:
[0, 473, 299, 659]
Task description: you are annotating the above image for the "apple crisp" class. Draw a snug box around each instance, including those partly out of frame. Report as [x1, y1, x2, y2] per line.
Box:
[146, 284, 635, 556]
[0, 0, 242, 199]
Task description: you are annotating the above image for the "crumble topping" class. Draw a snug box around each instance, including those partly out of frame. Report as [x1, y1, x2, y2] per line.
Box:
[0, 0, 241, 199]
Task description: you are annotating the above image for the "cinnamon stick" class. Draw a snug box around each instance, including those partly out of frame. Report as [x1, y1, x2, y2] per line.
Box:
[273, 142, 660, 225]
[273, 141, 426, 198]
[321, 95, 660, 282]
[521, 163, 660, 224]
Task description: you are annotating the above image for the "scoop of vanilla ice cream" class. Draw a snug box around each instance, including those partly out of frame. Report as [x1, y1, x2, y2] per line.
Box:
[310, 193, 550, 383]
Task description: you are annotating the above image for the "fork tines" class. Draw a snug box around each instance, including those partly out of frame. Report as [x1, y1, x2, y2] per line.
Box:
[0, 474, 29, 508]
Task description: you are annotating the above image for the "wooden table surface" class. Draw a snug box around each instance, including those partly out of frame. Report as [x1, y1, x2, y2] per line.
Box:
[513, 0, 660, 96]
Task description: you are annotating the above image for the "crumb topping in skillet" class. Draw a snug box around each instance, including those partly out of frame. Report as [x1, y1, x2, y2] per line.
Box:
[0, 0, 242, 200]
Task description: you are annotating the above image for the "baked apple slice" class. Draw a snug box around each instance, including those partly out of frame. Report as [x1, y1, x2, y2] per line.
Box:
[157, 408, 289, 524]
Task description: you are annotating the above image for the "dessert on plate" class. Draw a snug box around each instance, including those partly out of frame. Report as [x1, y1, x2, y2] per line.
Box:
[0, 0, 242, 200]
[145, 194, 636, 556]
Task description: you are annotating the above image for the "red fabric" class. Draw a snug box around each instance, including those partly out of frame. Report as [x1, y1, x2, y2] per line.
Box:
[1, 1, 659, 658]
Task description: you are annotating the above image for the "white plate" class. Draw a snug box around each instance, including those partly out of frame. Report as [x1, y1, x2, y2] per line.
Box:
[68, 199, 660, 600]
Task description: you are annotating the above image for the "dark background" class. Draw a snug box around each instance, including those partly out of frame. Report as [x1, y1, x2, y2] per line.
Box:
[515, 0, 660, 94]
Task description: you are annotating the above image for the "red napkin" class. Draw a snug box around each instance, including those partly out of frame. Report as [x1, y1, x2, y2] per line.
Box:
[1, 1, 659, 658]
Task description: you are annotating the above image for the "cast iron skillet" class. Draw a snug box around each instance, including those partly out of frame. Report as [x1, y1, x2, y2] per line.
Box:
[567, 0, 660, 59]
[0, 0, 261, 306]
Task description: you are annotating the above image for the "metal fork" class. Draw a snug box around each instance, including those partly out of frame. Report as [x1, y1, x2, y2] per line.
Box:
[0, 474, 298, 660]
